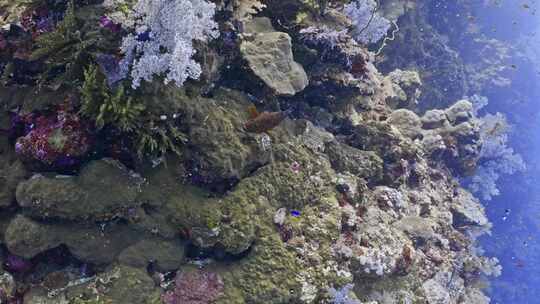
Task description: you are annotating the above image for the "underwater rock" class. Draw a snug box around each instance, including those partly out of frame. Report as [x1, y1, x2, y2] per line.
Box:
[394, 216, 438, 241]
[326, 140, 383, 183]
[387, 109, 422, 139]
[139, 158, 256, 255]
[294, 120, 335, 153]
[445, 100, 474, 125]
[460, 287, 490, 304]
[422, 276, 451, 304]
[347, 120, 415, 162]
[15, 159, 144, 221]
[384, 69, 422, 109]
[0, 112, 28, 208]
[421, 109, 448, 129]
[117, 238, 185, 272]
[4, 215, 58, 259]
[93, 265, 160, 304]
[450, 189, 489, 228]
[180, 89, 272, 189]
[162, 268, 224, 304]
[5, 215, 142, 264]
[0, 158, 26, 209]
[240, 18, 308, 96]
[373, 186, 408, 211]
[0, 271, 15, 302]
[23, 265, 160, 304]
[335, 172, 364, 203]
[416, 100, 481, 175]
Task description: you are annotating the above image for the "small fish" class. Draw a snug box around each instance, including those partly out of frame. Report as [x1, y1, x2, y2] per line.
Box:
[244, 105, 291, 133]
[291, 210, 301, 217]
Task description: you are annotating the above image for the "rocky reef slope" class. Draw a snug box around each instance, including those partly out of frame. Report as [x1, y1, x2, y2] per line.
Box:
[0, 0, 500, 303]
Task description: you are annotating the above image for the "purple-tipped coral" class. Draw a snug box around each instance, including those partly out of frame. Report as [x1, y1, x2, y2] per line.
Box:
[3, 254, 32, 274]
[99, 16, 121, 33]
[162, 269, 224, 304]
[20, 5, 61, 39]
[14, 105, 92, 170]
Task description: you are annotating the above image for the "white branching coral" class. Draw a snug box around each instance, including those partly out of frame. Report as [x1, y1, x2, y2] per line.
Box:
[467, 112, 525, 200]
[344, 0, 391, 44]
[118, 0, 219, 89]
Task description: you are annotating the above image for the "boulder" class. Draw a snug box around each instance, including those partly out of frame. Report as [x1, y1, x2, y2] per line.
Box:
[240, 18, 308, 96]
[118, 238, 185, 272]
[16, 159, 144, 221]
[5, 215, 141, 264]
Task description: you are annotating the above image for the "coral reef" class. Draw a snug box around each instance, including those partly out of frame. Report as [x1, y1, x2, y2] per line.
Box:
[162, 269, 224, 304]
[0, 1, 508, 304]
[240, 18, 309, 96]
[14, 105, 92, 170]
[118, 0, 219, 88]
[344, 0, 392, 45]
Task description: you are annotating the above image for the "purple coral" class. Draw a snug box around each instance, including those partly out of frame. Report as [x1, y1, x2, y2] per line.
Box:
[162, 269, 224, 304]
[99, 16, 121, 33]
[14, 106, 92, 170]
[20, 5, 60, 39]
[3, 254, 32, 274]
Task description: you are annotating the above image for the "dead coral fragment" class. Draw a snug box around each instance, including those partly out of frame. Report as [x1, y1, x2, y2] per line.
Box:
[162, 269, 224, 304]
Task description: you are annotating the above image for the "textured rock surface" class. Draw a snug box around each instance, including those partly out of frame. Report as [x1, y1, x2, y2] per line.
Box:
[384, 69, 422, 109]
[387, 109, 423, 139]
[118, 238, 185, 272]
[179, 89, 272, 188]
[0, 114, 26, 208]
[240, 18, 308, 96]
[16, 159, 144, 221]
[23, 265, 160, 304]
[5, 215, 142, 264]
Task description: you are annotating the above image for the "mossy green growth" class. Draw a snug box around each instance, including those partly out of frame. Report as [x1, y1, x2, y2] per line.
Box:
[217, 223, 304, 304]
[80, 65, 144, 131]
[80, 66, 187, 159]
[64, 266, 160, 304]
[31, 1, 120, 89]
[47, 129, 68, 150]
[69, 297, 113, 304]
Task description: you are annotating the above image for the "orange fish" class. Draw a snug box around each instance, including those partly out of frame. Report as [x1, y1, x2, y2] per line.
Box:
[244, 105, 290, 133]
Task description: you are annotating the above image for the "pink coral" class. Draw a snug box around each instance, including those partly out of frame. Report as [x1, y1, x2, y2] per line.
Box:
[162, 269, 224, 304]
[15, 105, 92, 169]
